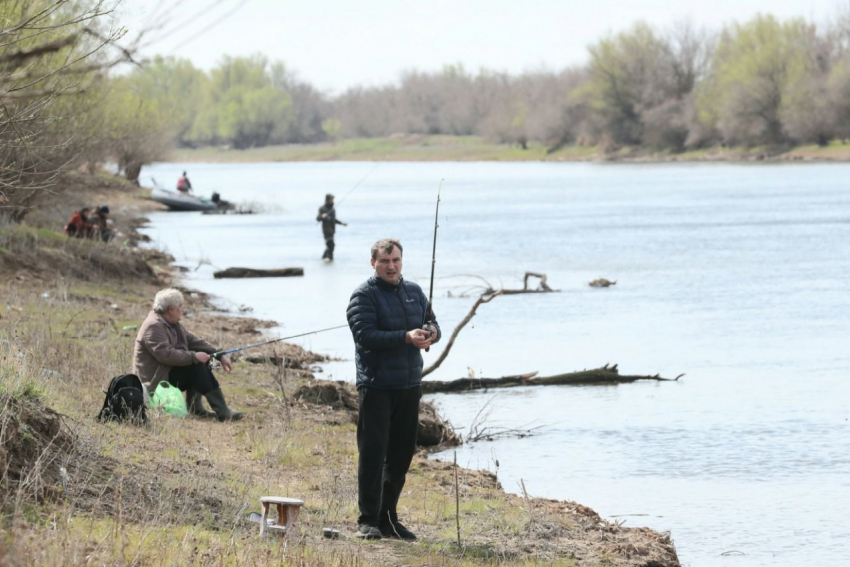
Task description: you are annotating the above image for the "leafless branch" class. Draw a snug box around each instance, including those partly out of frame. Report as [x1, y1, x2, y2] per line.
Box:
[423, 272, 558, 377]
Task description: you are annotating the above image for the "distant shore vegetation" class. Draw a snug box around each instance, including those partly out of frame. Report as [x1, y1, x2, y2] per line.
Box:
[143, 13, 850, 162]
[5, 3, 850, 224]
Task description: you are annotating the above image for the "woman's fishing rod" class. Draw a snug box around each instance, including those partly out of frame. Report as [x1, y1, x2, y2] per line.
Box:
[212, 324, 348, 359]
[423, 180, 443, 352]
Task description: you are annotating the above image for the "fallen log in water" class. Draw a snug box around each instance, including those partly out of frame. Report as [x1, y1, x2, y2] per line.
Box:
[213, 267, 303, 278]
[421, 364, 683, 394]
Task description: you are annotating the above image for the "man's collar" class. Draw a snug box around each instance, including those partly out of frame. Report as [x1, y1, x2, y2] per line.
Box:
[373, 274, 403, 290]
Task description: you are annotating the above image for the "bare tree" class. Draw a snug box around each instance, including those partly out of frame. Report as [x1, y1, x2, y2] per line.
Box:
[1, 0, 137, 221]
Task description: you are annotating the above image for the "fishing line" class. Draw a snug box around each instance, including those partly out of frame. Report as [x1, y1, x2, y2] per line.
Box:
[170, 0, 253, 53]
[336, 161, 381, 206]
[213, 324, 348, 358]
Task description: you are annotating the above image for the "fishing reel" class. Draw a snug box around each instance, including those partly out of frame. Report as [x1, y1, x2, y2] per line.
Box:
[423, 321, 435, 352]
[208, 354, 222, 370]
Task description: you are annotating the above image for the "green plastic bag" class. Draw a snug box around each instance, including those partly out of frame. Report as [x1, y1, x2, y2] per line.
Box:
[149, 381, 187, 418]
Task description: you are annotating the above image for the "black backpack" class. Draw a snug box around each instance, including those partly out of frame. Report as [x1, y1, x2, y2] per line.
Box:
[97, 374, 147, 424]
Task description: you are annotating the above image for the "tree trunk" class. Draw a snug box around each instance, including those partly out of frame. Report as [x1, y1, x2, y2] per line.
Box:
[125, 162, 142, 186]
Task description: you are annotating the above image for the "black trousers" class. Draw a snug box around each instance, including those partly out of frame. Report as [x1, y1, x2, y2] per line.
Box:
[322, 228, 335, 260]
[357, 386, 421, 525]
[167, 363, 220, 395]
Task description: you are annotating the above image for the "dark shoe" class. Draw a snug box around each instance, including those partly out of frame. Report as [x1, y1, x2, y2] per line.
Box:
[204, 388, 244, 422]
[379, 520, 417, 541]
[354, 524, 382, 540]
[186, 389, 215, 419]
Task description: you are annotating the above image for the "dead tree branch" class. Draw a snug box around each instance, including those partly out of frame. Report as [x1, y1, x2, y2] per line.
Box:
[422, 364, 684, 394]
[423, 272, 559, 377]
[423, 290, 502, 377]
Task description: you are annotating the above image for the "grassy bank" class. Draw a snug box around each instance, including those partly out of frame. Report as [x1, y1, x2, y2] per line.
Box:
[167, 135, 850, 163]
[0, 174, 680, 566]
[170, 135, 596, 162]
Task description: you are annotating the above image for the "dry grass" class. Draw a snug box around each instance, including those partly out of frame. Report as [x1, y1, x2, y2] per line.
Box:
[0, 175, 680, 567]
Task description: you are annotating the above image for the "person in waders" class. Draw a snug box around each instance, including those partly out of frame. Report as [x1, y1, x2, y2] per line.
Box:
[317, 193, 347, 262]
[133, 288, 243, 421]
[346, 238, 440, 540]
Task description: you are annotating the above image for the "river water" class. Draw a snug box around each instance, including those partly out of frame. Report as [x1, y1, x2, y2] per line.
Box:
[138, 161, 849, 566]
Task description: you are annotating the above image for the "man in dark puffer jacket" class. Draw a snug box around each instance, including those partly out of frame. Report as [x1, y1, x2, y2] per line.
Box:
[346, 238, 441, 541]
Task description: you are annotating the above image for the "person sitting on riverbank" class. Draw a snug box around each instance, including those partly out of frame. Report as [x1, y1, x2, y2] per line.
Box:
[133, 288, 243, 421]
[92, 206, 115, 242]
[64, 207, 94, 238]
[176, 171, 192, 193]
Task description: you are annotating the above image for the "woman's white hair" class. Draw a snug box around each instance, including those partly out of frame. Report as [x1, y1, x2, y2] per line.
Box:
[152, 288, 184, 314]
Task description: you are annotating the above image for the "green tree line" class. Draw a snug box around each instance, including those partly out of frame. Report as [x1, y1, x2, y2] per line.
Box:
[4, 3, 850, 221]
[114, 12, 850, 157]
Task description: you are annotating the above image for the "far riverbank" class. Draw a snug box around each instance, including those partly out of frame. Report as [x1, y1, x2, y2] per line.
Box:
[166, 134, 850, 163]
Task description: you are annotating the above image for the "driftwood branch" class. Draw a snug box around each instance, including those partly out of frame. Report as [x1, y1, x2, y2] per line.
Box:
[423, 272, 558, 377]
[421, 364, 683, 394]
[423, 290, 502, 377]
[421, 272, 680, 393]
[483, 271, 559, 295]
[213, 267, 303, 279]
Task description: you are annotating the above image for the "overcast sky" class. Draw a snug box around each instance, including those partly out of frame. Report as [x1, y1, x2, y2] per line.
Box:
[118, 0, 848, 94]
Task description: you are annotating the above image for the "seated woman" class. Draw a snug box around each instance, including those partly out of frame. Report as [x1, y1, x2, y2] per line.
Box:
[133, 288, 243, 421]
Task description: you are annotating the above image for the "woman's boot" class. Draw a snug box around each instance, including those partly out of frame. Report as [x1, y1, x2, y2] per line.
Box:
[186, 389, 216, 419]
[204, 388, 244, 422]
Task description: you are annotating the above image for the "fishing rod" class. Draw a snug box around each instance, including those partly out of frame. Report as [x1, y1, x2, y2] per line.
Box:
[336, 161, 382, 206]
[423, 180, 443, 352]
[212, 324, 348, 359]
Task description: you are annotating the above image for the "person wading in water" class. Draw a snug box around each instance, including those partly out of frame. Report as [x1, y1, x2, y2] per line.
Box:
[317, 193, 347, 262]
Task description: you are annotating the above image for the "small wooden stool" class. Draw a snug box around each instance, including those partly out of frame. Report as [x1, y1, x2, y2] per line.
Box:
[259, 496, 305, 537]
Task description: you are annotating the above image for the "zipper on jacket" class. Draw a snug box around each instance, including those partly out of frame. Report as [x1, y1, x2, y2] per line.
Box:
[396, 286, 417, 388]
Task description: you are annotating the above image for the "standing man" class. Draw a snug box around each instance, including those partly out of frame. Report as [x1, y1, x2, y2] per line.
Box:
[346, 238, 440, 540]
[317, 193, 347, 262]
